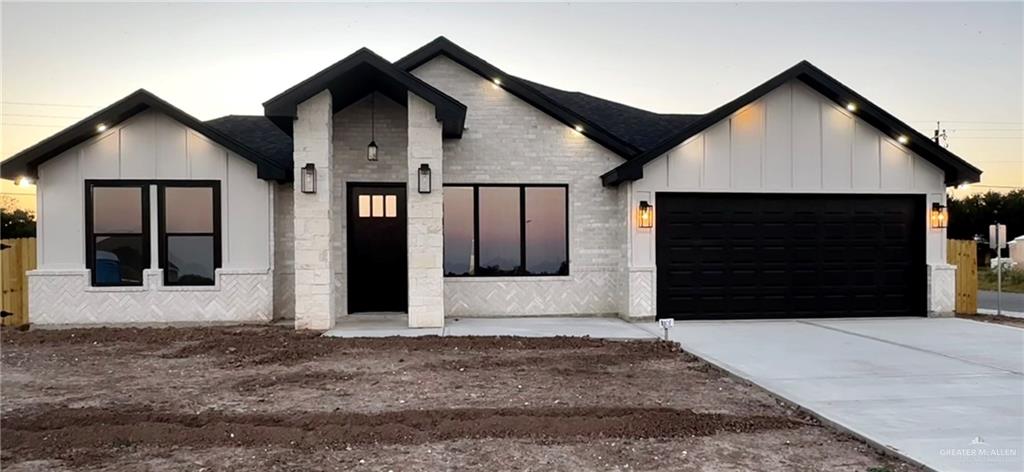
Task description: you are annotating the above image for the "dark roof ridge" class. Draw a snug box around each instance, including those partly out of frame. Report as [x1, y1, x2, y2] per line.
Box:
[2, 89, 289, 181]
[396, 36, 643, 157]
[263, 46, 466, 138]
[601, 60, 982, 186]
[516, 77, 700, 118]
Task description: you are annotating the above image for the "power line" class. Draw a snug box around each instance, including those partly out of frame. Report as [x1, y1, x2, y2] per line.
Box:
[944, 136, 1023, 139]
[910, 120, 1024, 125]
[1, 123, 66, 128]
[947, 128, 1024, 131]
[1, 113, 83, 119]
[1, 101, 96, 109]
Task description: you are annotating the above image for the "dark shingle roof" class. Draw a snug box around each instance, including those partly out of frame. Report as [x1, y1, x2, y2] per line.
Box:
[206, 82, 700, 173]
[205, 115, 293, 169]
[519, 78, 702, 152]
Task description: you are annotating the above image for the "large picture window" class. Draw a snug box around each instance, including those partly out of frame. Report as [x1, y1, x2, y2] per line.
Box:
[443, 184, 568, 277]
[86, 182, 150, 286]
[158, 182, 221, 286]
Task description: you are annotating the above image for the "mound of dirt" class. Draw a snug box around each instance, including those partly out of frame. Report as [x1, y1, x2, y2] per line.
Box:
[1, 404, 803, 465]
[3, 326, 679, 366]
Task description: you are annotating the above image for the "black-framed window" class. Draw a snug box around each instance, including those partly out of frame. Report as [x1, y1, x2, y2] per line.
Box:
[158, 182, 221, 286]
[443, 184, 568, 277]
[85, 181, 150, 287]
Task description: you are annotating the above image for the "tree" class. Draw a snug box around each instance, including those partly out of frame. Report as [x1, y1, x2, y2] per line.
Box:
[0, 207, 36, 238]
[948, 189, 1024, 242]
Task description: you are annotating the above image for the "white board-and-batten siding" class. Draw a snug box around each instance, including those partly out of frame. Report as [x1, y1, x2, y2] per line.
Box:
[36, 110, 272, 271]
[30, 109, 275, 325]
[637, 80, 944, 194]
[624, 80, 952, 318]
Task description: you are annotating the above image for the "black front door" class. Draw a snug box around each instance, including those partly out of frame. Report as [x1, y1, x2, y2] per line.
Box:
[347, 183, 407, 313]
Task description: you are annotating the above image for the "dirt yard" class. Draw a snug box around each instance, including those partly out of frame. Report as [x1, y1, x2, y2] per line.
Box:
[957, 313, 1024, 328]
[1, 326, 918, 471]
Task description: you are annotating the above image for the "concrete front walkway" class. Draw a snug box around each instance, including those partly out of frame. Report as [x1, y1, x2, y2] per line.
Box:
[654, 318, 1024, 472]
[322, 314, 658, 339]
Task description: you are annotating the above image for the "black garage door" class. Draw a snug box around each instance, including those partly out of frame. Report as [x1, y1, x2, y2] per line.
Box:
[656, 193, 926, 320]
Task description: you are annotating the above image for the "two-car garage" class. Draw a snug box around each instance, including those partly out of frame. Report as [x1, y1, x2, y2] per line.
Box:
[607, 74, 981, 321]
[655, 193, 927, 320]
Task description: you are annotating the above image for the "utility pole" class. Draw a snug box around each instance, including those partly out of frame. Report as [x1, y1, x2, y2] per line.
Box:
[933, 121, 948, 147]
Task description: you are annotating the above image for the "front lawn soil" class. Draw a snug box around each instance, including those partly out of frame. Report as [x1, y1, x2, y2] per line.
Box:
[1, 326, 919, 471]
[957, 313, 1024, 328]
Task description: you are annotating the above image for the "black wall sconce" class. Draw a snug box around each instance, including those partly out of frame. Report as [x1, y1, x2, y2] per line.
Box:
[931, 202, 948, 228]
[300, 163, 316, 194]
[638, 200, 653, 228]
[418, 163, 432, 194]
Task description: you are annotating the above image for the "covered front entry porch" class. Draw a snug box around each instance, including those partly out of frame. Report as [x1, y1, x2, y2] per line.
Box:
[263, 48, 467, 330]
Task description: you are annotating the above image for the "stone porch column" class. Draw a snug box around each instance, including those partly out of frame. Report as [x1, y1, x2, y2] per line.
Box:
[406, 92, 444, 328]
[293, 90, 336, 330]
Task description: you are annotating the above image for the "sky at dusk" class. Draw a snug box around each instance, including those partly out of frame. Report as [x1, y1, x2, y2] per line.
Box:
[2, 2, 1021, 206]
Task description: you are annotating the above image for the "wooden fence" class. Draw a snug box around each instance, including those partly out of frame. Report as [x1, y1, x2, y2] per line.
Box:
[1, 238, 36, 327]
[947, 239, 978, 315]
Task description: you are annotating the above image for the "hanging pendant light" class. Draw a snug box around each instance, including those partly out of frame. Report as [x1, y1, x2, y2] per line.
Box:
[367, 93, 379, 161]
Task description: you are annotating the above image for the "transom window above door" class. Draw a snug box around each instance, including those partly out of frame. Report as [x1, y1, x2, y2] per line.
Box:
[358, 194, 398, 218]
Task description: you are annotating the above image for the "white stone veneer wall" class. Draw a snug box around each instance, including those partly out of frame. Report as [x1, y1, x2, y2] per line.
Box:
[330, 93, 409, 316]
[292, 90, 336, 330]
[412, 56, 627, 317]
[928, 264, 956, 315]
[273, 182, 295, 319]
[406, 93, 445, 327]
[29, 269, 272, 324]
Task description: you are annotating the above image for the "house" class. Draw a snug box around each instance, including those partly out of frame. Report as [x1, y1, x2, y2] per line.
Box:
[0, 37, 981, 329]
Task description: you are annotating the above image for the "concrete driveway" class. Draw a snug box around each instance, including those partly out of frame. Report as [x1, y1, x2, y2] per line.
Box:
[653, 318, 1023, 472]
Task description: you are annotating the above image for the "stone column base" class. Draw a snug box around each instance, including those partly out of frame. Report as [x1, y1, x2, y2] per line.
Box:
[623, 268, 656, 320]
[927, 263, 956, 316]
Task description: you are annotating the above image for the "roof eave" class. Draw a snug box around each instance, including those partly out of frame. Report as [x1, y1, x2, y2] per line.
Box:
[396, 36, 641, 158]
[1, 89, 289, 182]
[262, 47, 467, 139]
[602, 61, 983, 187]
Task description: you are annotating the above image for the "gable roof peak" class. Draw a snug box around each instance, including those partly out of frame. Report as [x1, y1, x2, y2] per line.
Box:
[1, 88, 289, 182]
[395, 36, 644, 157]
[262, 44, 467, 138]
[601, 59, 981, 186]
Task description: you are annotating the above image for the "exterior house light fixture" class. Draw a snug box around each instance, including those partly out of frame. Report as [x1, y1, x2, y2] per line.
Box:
[574, 125, 584, 133]
[301, 163, 317, 194]
[931, 202, 948, 229]
[845, 103, 857, 112]
[367, 93, 379, 161]
[418, 164, 432, 194]
[897, 135, 909, 145]
[638, 200, 653, 228]
[96, 123, 108, 132]
[492, 78, 502, 86]
[16, 176, 33, 187]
